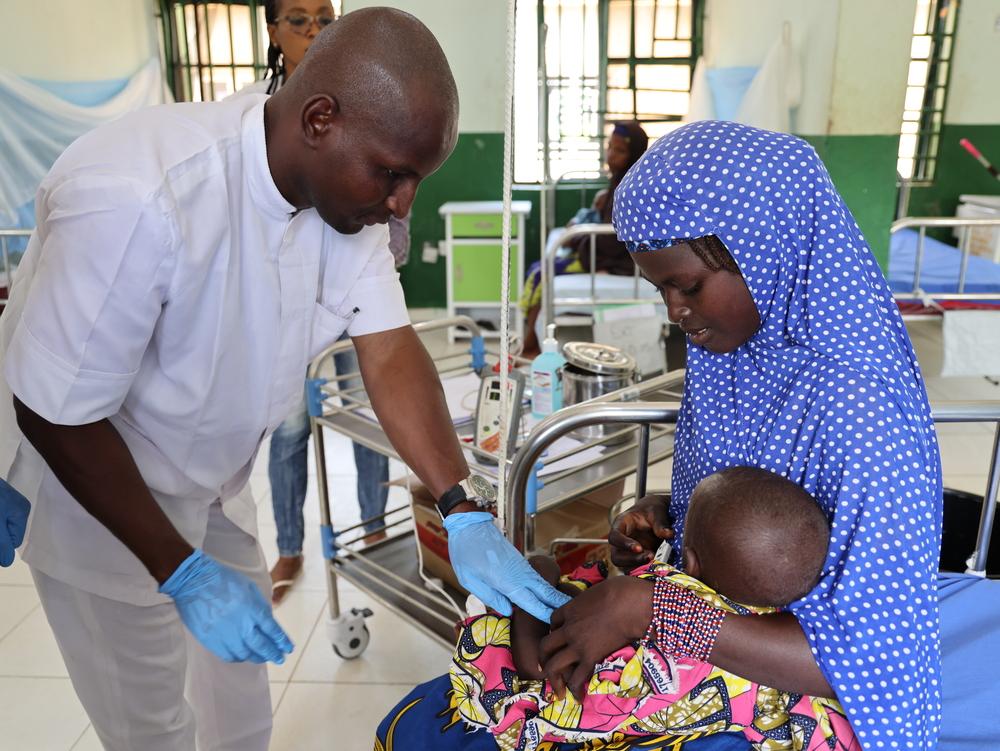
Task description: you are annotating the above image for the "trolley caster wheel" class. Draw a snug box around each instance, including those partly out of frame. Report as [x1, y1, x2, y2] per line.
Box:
[328, 607, 373, 660]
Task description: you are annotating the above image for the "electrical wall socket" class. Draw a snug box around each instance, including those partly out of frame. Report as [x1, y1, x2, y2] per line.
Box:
[421, 242, 439, 264]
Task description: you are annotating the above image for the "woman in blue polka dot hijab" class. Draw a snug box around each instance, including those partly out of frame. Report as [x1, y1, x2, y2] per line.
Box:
[377, 119, 998, 750]
[593, 119, 943, 749]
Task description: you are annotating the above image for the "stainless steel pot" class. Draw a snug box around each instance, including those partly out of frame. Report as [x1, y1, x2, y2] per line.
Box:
[561, 342, 638, 443]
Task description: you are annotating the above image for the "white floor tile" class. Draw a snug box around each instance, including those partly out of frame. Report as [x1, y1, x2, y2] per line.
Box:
[270, 681, 290, 715]
[270, 682, 414, 751]
[267, 589, 327, 683]
[290, 591, 451, 685]
[247, 473, 273, 505]
[0, 676, 89, 751]
[70, 726, 102, 751]
[0, 555, 35, 587]
[0, 606, 68, 678]
[64, 682, 293, 750]
[0, 584, 39, 640]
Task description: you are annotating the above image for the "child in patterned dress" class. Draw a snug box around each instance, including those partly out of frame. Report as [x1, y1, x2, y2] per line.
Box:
[449, 466, 859, 751]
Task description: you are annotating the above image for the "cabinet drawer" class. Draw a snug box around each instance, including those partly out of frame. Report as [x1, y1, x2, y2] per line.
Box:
[451, 213, 520, 238]
[452, 243, 520, 302]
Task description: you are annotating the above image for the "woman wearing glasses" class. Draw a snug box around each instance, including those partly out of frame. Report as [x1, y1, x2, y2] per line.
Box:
[237, 2, 336, 96]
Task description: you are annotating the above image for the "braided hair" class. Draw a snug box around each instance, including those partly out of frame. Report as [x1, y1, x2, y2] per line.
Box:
[263, 0, 285, 94]
[689, 235, 740, 274]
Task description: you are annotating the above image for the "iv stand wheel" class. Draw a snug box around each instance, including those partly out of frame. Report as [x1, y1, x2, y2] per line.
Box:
[328, 607, 373, 659]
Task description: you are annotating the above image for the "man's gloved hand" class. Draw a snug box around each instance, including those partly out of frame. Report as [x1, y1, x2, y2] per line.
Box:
[0, 479, 30, 567]
[159, 549, 294, 664]
[444, 511, 571, 623]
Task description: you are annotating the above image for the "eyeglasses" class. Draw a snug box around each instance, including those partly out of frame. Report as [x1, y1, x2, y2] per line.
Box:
[280, 14, 335, 33]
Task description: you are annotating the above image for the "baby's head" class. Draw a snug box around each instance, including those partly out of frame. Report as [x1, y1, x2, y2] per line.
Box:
[682, 467, 829, 607]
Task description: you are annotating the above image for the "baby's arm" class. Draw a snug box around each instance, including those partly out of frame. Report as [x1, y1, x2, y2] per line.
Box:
[511, 556, 578, 680]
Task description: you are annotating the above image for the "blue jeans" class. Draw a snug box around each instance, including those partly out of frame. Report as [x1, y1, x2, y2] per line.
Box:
[268, 341, 389, 556]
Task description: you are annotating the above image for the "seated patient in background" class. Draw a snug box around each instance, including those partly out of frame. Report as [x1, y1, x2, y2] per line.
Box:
[450, 467, 860, 751]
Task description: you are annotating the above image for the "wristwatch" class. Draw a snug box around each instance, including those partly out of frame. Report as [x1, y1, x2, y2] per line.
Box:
[436, 475, 497, 521]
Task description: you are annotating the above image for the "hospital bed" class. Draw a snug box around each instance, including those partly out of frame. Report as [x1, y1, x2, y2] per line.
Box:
[536, 218, 1000, 340]
[540, 223, 659, 336]
[306, 315, 686, 654]
[306, 313, 998, 659]
[0, 228, 30, 309]
[889, 216, 1000, 313]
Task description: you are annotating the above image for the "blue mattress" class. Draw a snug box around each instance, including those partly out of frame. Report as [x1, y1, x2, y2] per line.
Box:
[889, 228, 1000, 294]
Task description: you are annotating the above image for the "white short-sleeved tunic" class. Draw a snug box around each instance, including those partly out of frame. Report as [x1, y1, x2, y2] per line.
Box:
[0, 94, 409, 605]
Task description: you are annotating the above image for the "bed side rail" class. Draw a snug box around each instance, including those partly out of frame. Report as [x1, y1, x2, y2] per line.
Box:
[507, 400, 1000, 577]
[0, 229, 32, 307]
[891, 216, 1000, 299]
[542, 223, 649, 330]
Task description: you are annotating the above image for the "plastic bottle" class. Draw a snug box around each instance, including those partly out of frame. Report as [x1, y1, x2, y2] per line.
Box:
[530, 324, 566, 418]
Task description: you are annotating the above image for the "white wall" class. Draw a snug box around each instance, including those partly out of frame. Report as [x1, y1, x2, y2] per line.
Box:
[0, 0, 157, 81]
[828, 0, 915, 135]
[703, 0, 840, 135]
[343, 0, 507, 133]
[946, 0, 1000, 124]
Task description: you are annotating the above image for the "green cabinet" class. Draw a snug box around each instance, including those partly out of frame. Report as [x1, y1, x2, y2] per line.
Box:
[452, 243, 520, 303]
[440, 201, 531, 339]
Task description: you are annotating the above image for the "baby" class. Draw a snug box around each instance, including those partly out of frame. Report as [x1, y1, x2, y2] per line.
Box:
[449, 467, 859, 751]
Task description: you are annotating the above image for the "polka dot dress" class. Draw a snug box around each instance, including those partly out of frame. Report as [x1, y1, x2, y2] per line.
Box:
[614, 120, 944, 750]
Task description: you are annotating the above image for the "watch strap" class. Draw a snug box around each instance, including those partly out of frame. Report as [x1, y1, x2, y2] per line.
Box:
[436, 483, 469, 519]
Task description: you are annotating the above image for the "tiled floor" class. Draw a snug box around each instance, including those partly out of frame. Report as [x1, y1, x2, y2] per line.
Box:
[1, 317, 997, 750]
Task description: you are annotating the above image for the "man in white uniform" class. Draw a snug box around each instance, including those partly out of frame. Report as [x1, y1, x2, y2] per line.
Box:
[0, 8, 567, 750]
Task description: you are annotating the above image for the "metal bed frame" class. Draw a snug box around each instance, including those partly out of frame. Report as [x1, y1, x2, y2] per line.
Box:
[889, 216, 1000, 314]
[541, 223, 650, 333]
[539, 217, 1000, 334]
[307, 313, 999, 659]
[306, 315, 686, 655]
[0, 229, 31, 308]
[507, 400, 1000, 578]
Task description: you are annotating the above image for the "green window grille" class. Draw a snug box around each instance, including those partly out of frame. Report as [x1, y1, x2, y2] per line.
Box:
[516, 0, 704, 183]
[157, 1, 341, 102]
[897, 0, 959, 183]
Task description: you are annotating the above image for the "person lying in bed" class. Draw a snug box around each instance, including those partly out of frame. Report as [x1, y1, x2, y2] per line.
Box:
[449, 466, 859, 751]
[520, 121, 649, 357]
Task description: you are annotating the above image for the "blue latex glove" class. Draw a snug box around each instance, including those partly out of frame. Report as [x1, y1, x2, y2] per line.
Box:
[159, 549, 294, 664]
[0, 479, 30, 567]
[444, 511, 571, 623]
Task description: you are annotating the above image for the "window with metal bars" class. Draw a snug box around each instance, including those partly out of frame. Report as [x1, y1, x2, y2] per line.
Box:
[897, 0, 959, 183]
[515, 0, 703, 184]
[157, 1, 341, 102]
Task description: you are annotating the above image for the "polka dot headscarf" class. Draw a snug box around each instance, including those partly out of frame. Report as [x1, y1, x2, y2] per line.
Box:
[614, 120, 943, 749]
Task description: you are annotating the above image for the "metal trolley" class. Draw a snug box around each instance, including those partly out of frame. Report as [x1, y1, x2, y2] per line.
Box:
[306, 315, 998, 658]
[305, 315, 686, 656]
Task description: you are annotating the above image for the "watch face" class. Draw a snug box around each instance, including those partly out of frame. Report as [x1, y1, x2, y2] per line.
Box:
[467, 475, 496, 501]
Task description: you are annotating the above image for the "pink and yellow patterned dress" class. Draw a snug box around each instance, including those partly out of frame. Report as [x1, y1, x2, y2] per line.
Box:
[449, 562, 858, 751]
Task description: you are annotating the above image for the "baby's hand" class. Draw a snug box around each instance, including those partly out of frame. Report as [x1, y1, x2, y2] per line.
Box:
[608, 495, 674, 570]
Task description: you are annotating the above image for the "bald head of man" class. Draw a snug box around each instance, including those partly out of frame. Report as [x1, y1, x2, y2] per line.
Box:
[264, 7, 459, 235]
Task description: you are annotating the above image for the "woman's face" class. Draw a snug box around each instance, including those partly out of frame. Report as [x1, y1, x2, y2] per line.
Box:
[632, 243, 760, 354]
[605, 133, 631, 176]
[268, 1, 335, 76]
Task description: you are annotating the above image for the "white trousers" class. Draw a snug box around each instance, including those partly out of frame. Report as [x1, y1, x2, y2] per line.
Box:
[31, 503, 272, 751]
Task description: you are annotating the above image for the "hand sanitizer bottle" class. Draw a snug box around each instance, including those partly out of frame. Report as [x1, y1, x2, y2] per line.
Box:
[531, 324, 565, 418]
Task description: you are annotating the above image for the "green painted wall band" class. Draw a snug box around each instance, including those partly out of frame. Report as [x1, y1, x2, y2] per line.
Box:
[401, 128, 1000, 306]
